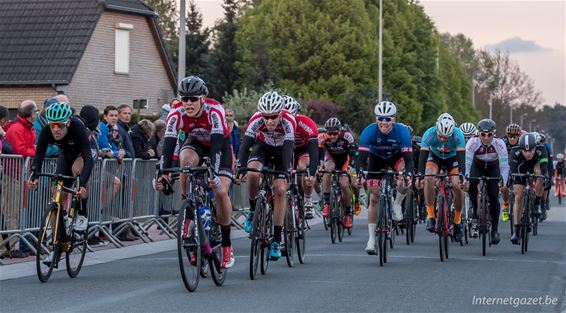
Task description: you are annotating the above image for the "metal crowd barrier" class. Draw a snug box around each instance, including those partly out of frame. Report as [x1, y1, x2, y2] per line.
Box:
[0, 155, 251, 254]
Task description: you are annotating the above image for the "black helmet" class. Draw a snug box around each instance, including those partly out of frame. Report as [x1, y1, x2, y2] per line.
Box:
[178, 76, 208, 97]
[519, 133, 537, 151]
[477, 118, 496, 132]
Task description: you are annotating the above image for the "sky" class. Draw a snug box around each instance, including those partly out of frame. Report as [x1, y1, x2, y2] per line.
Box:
[190, 0, 565, 106]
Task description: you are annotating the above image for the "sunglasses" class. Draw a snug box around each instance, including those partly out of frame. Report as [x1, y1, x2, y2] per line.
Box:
[377, 116, 393, 122]
[508, 134, 518, 138]
[523, 148, 534, 153]
[48, 122, 67, 129]
[480, 132, 494, 137]
[112, 129, 119, 132]
[262, 114, 280, 120]
[181, 96, 201, 102]
[328, 132, 339, 136]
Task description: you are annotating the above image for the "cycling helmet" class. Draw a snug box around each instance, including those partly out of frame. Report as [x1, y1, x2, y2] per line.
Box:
[318, 127, 327, 134]
[257, 91, 283, 114]
[436, 113, 456, 137]
[45, 102, 72, 123]
[557, 153, 564, 161]
[477, 118, 496, 132]
[459, 122, 477, 137]
[519, 133, 537, 151]
[283, 96, 301, 115]
[506, 123, 521, 135]
[538, 133, 546, 144]
[374, 101, 397, 117]
[178, 76, 208, 97]
[324, 117, 341, 130]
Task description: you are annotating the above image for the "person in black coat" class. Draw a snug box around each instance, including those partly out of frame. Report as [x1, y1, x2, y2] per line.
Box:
[130, 119, 156, 160]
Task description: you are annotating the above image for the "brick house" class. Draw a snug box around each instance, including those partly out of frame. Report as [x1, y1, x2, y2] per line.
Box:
[0, 0, 176, 115]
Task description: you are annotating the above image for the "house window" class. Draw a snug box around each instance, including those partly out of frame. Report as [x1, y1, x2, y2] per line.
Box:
[115, 23, 133, 74]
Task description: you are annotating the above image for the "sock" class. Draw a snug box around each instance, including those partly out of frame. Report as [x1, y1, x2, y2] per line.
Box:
[368, 223, 376, 242]
[345, 206, 351, 215]
[454, 210, 462, 224]
[273, 226, 283, 243]
[503, 201, 509, 209]
[249, 199, 257, 213]
[221, 225, 231, 247]
[427, 205, 435, 219]
[324, 192, 330, 204]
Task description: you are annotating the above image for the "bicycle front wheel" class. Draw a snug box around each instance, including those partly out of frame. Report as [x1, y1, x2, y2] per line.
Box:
[66, 227, 87, 278]
[177, 205, 201, 292]
[436, 196, 445, 262]
[37, 208, 58, 283]
[209, 223, 227, 286]
[249, 200, 262, 280]
[296, 194, 306, 264]
[284, 204, 295, 268]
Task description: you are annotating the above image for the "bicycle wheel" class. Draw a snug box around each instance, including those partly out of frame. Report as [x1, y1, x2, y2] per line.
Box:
[284, 204, 295, 268]
[36, 207, 58, 283]
[330, 195, 337, 244]
[177, 204, 201, 292]
[209, 224, 227, 286]
[377, 195, 387, 266]
[66, 219, 87, 278]
[296, 193, 306, 264]
[436, 196, 445, 262]
[404, 189, 414, 245]
[532, 215, 538, 237]
[337, 198, 344, 243]
[509, 191, 515, 236]
[249, 199, 263, 280]
[389, 223, 395, 249]
[260, 202, 272, 275]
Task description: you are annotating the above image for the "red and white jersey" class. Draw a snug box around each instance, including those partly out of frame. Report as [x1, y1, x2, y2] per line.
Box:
[244, 110, 296, 147]
[294, 114, 318, 148]
[164, 98, 229, 147]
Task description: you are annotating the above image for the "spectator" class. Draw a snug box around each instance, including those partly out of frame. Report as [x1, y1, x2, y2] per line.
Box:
[0, 105, 8, 154]
[2, 100, 39, 258]
[33, 96, 69, 158]
[225, 108, 240, 156]
[149, 119, 166, 158]
[117, 104, 135, 159]
[97, 106, 124, 160]
[5, 100, 38, 158]
[131, 119, 156, 160]
[160, 99, 182, 121]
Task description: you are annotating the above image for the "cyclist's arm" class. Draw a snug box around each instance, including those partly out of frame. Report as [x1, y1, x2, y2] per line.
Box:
[509, 148, 519, 175]
[495, 139, 509, 185]
[400, 127, 414, 173]
[356, 125, 372, 173]
[457, 149, 466, 177]
[538, 147, 549, 179]
[237, 135, 254, 167]
[209, 110, 226, 175]
[465, 138, 479, 177]
[281, 113, 296, 171]
[31, 125, 53, 179]
[161, 110, 182, 169]
[418, 148, 430, 175]
[455, 129, 466, 176]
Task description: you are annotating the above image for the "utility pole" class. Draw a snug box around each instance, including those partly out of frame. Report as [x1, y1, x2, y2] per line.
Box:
[178, 0, 186, 86]
[378, 0, 383, 103]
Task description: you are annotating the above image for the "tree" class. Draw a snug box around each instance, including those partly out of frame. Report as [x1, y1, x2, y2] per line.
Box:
[144, 0, 179, 68]
[207, 0, 240, 100]
[185, 0, 211, 78]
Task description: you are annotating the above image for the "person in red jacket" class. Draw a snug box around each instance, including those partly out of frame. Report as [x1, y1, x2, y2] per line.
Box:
[1, 100, 39, 258]
[5, 100, 39, 157]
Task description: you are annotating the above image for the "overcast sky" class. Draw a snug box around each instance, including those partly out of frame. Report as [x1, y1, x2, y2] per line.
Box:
[191, 0, 565, 106]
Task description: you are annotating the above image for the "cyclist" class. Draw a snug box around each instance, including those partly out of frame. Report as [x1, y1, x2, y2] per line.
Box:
[416, 113, 466, 241]
[459, 122, 477, 141]
[159, 76, 235, 268]
[509, 133, 549, 244]
[28, 102, 94, 234]
[318, 117, 357, 229]
[555, 153, 565, 200]
[284, 96, 318, 219]
[464, 119, 509, 244]
[407, 124, 426, 221]
[356, 101, 413, 254]
[500, 123, 523, 222]
[237, 91, 296, 260]
[534, 132, 553, 221]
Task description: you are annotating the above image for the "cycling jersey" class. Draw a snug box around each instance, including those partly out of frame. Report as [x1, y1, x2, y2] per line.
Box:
[161, 98, 230, 174]
[465, 137, 509, 185]
[292, 114, 318, 175]
[421, 126, 465, 159]
[237, 110, 296, 172]
[33, 116, 95, 188]
[509, 145, 548, 186]
[358, 123, 412, 159]
[318, 129, 357, 159]
[556, 161, 565, 178]
[501, 135, 520, 154]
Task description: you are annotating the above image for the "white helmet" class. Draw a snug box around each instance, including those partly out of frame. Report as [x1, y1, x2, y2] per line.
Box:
[459, 122, 476, 137]
[257, 91, 283, 114]
[283, 96, 301, 115]
[556, 153, 564, 161]
[324, 117, 341, 129]
[436, 113, 456, 137]
[374, 101, 397, 117]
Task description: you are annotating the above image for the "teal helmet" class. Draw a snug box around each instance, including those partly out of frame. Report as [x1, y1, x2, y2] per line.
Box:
[45, 102, 72, 123]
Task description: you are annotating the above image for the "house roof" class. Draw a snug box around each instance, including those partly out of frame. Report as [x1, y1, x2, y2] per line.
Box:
[0, 0, 174, 86]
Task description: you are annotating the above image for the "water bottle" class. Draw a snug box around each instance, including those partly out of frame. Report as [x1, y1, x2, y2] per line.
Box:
[199, 206, 211, 232]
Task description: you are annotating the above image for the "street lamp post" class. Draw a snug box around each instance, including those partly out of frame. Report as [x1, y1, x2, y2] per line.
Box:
[178, 0, 186, 85]
[509, 103, 513, 124]
[520, 113, 527, 128]
[378, 0, 383, 102]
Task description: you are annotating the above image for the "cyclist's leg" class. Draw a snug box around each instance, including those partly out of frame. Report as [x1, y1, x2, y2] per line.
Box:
[244, 142, 266, 231]
[448, 162, 464, 240]
[71, 156, 89, 230]
[533, 163, 544, 214]
[215, 139, 236, 268]
[392, 157, 407, 221]
[365, 155, 383, 253]
[337, 156, 352, 219]
[486, 166, 502, 243]
[322, 155, 335, 217]
[467, 164, 481, 219]
[511, 183, 524, 243]
[271, 150, 290, 260]
[296, 152, 314, 216]
[423, 158, 440, 231]
[179, 141, 200, 196]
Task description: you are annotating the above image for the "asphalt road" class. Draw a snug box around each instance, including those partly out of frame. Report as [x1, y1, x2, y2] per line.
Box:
[2, 197, 565, 313]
